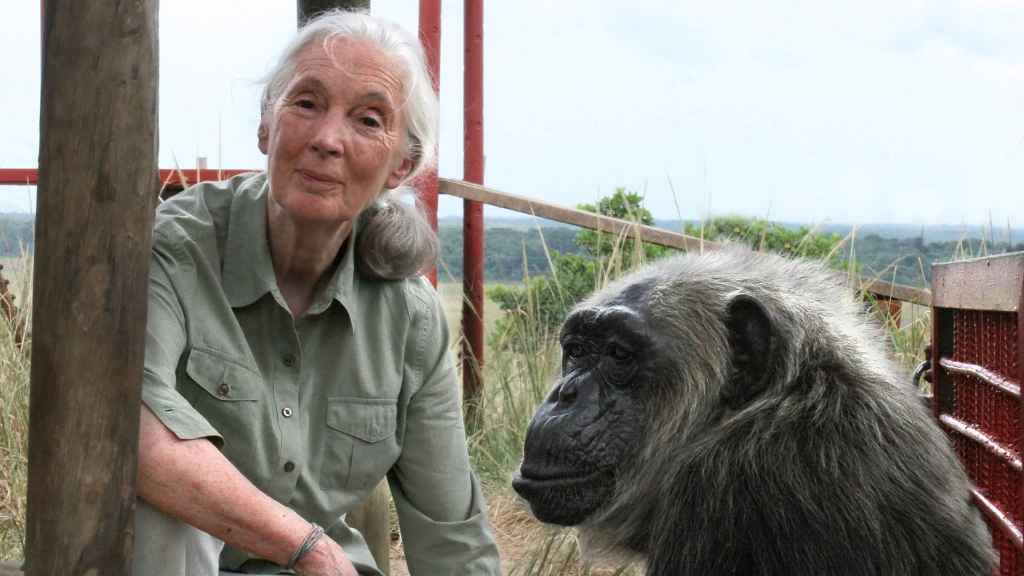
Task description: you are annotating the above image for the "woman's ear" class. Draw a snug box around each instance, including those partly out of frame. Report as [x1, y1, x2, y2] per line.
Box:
[257, 115, 269, 155]
[385, 156, 414, 189]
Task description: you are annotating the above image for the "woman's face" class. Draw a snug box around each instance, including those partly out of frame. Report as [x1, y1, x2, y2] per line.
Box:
[260, 37, 413, 227]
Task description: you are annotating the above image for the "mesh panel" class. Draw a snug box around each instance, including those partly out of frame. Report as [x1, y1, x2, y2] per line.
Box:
[947, 309, 1021, 575]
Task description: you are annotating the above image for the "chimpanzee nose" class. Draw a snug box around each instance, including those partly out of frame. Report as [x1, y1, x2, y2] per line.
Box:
[557, 380, 578, 405]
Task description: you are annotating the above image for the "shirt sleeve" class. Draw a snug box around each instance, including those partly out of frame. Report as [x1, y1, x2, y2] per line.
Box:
[140, 237, 224, 445]
[388, 278, 501, 575]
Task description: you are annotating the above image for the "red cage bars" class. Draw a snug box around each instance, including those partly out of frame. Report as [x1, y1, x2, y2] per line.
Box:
[414, 0, 440, 287]
[461, 0, 485, 419]
[931, 253, 1024, 575]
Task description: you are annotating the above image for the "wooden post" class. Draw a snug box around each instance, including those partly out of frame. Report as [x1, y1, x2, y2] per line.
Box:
[23, 1, 158, 575]
[297, 0, 369, 24]
[292, 4, 391, 574]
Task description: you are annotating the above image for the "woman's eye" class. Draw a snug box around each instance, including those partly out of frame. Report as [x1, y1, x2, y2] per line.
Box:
[296, 99, 316, 110]
[359, 115, 382, 128]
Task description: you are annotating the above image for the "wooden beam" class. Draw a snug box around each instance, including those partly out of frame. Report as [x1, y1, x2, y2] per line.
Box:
[24, 1, 158, 575]
[440, 178, 717, 252]
[0, 562, 22, 576]
[439, 178, 932, 306]
[858, 278, 932, 307]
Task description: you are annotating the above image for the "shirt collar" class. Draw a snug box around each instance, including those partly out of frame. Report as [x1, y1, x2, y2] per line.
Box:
[221, 173, 359, 326]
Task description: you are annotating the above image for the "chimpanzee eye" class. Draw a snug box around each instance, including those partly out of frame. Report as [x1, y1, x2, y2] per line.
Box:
[563, 340, 587, 360]
[606, 342, 634, 364]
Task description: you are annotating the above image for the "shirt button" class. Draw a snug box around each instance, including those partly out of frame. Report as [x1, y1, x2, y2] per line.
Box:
[284, 461, 295, 473]
[282, 407, 293, 418]
[282, 353, 297, 368]
[217, 383, 230, 397]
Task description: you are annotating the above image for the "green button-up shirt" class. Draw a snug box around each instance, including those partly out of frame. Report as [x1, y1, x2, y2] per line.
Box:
[141, 173, 500, 574]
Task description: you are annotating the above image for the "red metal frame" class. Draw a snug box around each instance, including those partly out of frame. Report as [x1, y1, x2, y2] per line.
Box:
[461, 0, 485, 410]
[0, 169, 40, 185]
[0, 169, 260, 188]
[931, 254, 1024, 575]
[415, 0, 441, 287]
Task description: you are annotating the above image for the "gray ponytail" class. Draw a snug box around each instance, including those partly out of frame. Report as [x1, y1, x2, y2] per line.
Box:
[355, 187, 438, 280]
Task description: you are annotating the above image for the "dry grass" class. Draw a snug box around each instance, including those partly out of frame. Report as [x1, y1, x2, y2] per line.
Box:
[0, 254, 31, 562]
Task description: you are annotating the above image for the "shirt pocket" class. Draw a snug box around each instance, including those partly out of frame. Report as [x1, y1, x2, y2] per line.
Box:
[320, 397, 400, 493]
[182, 347, 265, 454]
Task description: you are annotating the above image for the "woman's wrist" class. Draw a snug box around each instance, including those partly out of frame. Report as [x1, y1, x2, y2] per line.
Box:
[287, 522, 326, 569]
[294, 536, 344, 574]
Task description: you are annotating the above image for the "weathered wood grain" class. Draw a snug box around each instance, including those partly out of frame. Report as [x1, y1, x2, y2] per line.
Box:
[24, 1, 158, 575]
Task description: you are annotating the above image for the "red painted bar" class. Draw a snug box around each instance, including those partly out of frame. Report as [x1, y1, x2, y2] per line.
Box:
[461, 0, 485, 417]
[158, 168, 256, 190]
[417, 0, 441, 286]
[970, 488, 1024, 552]
[0, 169, 39, 185]
[939, 358, 1021, 399]
[0, 169, 260, 188]
[938, 414, 1023, 472]
[1018, 273, 1024, 560]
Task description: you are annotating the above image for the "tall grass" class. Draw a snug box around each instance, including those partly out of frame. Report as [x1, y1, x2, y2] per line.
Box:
[0, 253, 32, 562]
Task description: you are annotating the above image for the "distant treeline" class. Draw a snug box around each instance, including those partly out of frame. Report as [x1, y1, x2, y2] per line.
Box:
[438, 224, 1024, 286]
[0, 216, 34, 256]
[846, 235, 1024, 287]
[437, 225, 585, 283]
[1, 215, 1021, 287]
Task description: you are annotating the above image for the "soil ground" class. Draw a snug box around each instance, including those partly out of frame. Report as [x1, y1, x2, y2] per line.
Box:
[385, 492, 633, 575]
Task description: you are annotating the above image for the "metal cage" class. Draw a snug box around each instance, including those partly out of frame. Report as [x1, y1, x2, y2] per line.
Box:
[931, 252, 1024, 575]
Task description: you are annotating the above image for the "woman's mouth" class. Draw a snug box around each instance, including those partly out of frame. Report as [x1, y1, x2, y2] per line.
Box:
[297, 169, 341, 190]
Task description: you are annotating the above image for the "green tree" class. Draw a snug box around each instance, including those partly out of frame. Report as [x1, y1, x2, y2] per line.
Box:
[488, 188, 669, 350]
[576, 188, 668, 266]
[684, 216, 843, 262]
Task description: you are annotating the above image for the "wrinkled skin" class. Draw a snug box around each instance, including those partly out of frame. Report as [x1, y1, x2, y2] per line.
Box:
[513, 289, 654, 526]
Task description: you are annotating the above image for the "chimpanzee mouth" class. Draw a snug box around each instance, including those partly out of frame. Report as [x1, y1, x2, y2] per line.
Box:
[511, 466, 613, 526]
[512, 466, 609, 497]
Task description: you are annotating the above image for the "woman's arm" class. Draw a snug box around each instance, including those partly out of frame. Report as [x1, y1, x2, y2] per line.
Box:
[137, 405, 357, 576]
[389, 279, 502, 575]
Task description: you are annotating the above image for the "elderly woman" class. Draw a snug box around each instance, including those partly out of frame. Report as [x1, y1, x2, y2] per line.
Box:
[133, 10, 500, 576]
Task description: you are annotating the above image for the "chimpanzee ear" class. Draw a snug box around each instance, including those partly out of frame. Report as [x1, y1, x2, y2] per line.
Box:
[724, 293, 774, 407]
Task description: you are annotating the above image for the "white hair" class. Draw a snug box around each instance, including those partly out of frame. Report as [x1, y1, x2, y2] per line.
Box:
[261, 8, 439, 181]
[262, 9, 440, 280]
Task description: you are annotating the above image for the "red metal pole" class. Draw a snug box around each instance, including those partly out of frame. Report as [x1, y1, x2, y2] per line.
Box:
[462, 0, 485, 421]
[416, 0, 441, 287]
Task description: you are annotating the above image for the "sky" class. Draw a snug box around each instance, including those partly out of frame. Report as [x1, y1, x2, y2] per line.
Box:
[1, 0, 1022, 226]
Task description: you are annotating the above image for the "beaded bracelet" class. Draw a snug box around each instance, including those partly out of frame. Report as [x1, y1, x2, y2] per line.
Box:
[286, 522, 326, 570]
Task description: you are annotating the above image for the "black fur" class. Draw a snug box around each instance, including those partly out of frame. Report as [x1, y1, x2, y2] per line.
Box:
[513, 248, 996, 575]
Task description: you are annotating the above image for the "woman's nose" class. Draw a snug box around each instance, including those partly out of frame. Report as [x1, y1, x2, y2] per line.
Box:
[310, 114, 347, 158]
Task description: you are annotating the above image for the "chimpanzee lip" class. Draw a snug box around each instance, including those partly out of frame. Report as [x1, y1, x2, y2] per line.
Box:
[513, 466, 607, 489]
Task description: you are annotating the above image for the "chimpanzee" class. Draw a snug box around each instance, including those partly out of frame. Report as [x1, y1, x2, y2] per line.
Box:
[513, 248, 996, 575]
